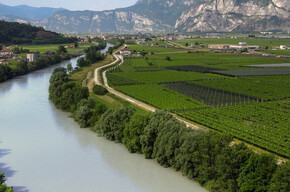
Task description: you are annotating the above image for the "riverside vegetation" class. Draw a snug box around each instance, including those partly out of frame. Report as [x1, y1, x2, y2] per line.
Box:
[0, 45, 74, 83]
[0, 172, 13, 192]
[49, 49, 289, 192]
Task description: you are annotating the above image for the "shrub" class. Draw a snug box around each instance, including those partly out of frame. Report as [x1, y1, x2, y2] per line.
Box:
[93, 85, 108, 95]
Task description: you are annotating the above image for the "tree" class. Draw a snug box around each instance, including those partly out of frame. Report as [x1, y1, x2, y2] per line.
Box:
[238, 153, 277, 192]
[95, 107, 136, 142]
[77, 57, 87, 67]
[165, 56, 171, 61]
[214, 143, 253, 192]
[0, 65, 13, 82]
[269, 161, 290, 192]
[74, 41, 79, 48]
[93, 85, 108, 95]
[140, 110, 174, 159]
[265, 46, 269, 50]
[0, 44, 3, 50]
[67, 63, 73, 73]
[74, 99, 95, 128]
[0, 172, 13, 192]
[185, 42, 189, 47]
[123, 112, 150, 153]
[57, 45, 67, 55]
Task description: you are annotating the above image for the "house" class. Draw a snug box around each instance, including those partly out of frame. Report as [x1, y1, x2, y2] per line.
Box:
[208, 44, 230, 49]
[280, 45, 290, 50]
[136, 39, 146, 45]
[27, 51, 40, 62]
[43, 50, 55, 56]
[120, 48, 131, 56]
[0, 60, 9, 65]
[70, 43, 75, 48]
[0, 49, 13, 58]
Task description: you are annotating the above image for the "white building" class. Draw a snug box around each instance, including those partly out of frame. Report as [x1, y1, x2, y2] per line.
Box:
[280, 45, 290, 50]
[119, 49, 131, 56]
[27, 51, 40, 62]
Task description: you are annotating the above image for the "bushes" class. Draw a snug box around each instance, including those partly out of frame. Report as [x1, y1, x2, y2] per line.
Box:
[93, 85, 108, 95]
[49, 67, 89, 111]
[0, 172, 13, 192]
[94, 108, 284, 192]
[95, 107, 136, 142]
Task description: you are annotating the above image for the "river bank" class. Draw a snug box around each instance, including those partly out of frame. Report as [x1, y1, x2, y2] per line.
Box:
[0, 44, 207, 192]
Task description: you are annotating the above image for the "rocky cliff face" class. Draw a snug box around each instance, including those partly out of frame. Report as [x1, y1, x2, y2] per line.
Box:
[1, 0, 289, 33]
[175, 0, 290, 32]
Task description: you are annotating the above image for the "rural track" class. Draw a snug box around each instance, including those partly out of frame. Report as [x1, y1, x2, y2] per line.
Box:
[94, 46, 200, 130]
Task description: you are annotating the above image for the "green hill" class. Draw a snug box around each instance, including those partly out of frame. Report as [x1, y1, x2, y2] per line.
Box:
[0, 20, 77, 45]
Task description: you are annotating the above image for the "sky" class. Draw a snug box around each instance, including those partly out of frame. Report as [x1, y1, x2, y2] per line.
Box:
[0, 0, 138, 11]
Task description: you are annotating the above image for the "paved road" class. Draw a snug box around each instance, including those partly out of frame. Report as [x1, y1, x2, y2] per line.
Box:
[94, 47, 200, 129]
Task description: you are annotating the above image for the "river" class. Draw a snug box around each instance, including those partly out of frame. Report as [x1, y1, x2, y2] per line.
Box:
[0, 44, 207, 192]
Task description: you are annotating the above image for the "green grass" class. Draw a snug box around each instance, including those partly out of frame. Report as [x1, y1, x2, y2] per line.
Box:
[258, 50, 290, 56]
[147, 40, 175, 47]
[128, 44, 184, 53]
[12, 43, 93, 54]
[175, 38, 290, 49]
[116, 84, 208, 110]
[111, 71, 223, 84]
[145, 52, 287, 70]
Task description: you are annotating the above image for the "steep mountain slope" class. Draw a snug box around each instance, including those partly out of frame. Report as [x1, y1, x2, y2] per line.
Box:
[0, 0, 289, 33]
[175, 0, 290, 32]
[0, 3, 66, 20]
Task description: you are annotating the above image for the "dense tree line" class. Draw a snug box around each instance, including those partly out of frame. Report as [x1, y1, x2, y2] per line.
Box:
[107, 38, 125, 54]
[49, 67, 107, 127]
[0, 172, 13, 192]
[76, 45, 105, 68]
[93, 108, 289, 192]
[0, 20, 77, 45]
[0, 46, 75, 83]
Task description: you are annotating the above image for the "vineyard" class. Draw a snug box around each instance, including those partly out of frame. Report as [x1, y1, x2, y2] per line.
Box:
[116, 84, 208, 110]
[177, 100, 290, 158]
[128, 44, 183, 53]
[214, 68, 290, 76]
[106, 45, 290, 158]
[110, 71, 223, 84]
[193, 76, 290, 101]
[160, 81, 260, 107]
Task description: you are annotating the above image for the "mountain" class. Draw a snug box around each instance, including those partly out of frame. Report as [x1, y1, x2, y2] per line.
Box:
[1, 0, 289, 33]
[0, 3, 66, 20]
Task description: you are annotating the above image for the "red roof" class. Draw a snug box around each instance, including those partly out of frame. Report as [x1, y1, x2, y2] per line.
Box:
[0, 49, 13, 52]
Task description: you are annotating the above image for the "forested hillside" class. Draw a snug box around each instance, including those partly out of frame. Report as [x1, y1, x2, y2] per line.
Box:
[0, 20, 77, 45]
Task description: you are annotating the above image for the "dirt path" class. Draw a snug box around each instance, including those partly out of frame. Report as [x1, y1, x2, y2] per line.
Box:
[94, 46, 201, 130]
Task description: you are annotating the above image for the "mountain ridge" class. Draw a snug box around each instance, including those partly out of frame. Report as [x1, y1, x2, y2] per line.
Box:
[0, 3, 66, 20]
[0, 0, 289, 33]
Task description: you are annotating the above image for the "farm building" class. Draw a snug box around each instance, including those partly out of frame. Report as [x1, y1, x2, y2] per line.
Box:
[280, 45, 290, 50]
[120, 48, 131, 56]
[0, 60, 9, 65]
[208, 44, 230, 49]
[27, 51, 40, 62]
[43, 50, 55, 56]
[0, 49, 13, 58]
[209, 43, 259, 50]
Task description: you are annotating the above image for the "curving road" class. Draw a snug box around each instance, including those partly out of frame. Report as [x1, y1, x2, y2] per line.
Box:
[94, 46, 200, 129]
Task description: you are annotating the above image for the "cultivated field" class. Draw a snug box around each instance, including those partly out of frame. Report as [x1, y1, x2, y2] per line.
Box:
[175, 38, 290, 49]
[108, 44, 290, 158]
